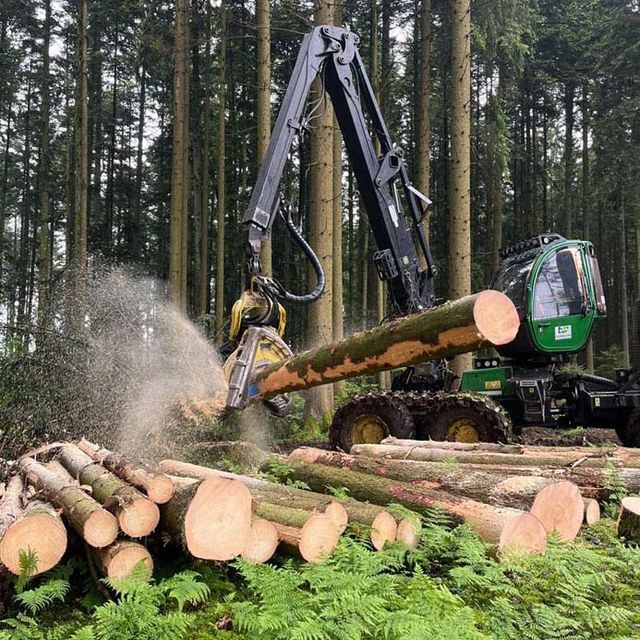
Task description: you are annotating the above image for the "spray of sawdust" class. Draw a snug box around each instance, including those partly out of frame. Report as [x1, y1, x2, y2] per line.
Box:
[58, 264, 229, 459]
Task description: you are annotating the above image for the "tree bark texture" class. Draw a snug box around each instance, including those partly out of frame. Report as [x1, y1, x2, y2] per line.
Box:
[18, 457, 118, 548]
[253, 291, 519, 397]
[58, 444, 160, 537]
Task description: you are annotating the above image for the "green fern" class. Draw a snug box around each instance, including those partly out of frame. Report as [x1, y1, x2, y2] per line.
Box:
[15, 548, 40, 593]
[158, 570, 211, 612]
[14, 578, 70, 615]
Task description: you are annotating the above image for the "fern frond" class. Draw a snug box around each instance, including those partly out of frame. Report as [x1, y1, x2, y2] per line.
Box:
[15, 578, 70, 615]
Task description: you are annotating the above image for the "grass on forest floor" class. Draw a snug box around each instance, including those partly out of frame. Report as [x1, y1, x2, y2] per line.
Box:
[2, 515, 640, 640]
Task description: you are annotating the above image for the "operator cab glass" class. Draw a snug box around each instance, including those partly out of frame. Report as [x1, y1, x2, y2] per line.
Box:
[491, 236, 606, 360]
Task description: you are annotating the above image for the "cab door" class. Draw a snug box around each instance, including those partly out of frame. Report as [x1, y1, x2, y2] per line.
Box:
[528, 244, 598, 354]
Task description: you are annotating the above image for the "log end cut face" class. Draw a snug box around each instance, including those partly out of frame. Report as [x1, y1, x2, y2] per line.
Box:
[106, 544, 154, 580]
[84, 510, 120, 548]
[118, 498, 160, 538]
[498, 512, 547, 557]
[298, 514, 340, 563]
[184, 477, 253, 561]
[472, 290, 520, 345]
[530, 480, 584, 542]
[0, 514, 67, 576]
[370, 511, 398, 551]
[242, 517, 279, 564]
[147, 476, 176, 504]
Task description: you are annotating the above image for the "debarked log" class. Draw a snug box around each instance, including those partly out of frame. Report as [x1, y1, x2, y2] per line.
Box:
[252, 291, 519, 397]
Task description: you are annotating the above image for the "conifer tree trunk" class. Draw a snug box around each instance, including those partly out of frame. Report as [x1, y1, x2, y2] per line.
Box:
[305, 0, 334, 424]
[563, 80, 575, 237]
[196, 0, 211, 318]
[73, 0, 89, 328]
[170, 0, 190, 309]
[582, 84, 594, 372]
[621, 200, 630, 367]
[256, 0, 271, 275]
[448, 0, 472, 378]
[37, 0, 52, 331]
[417, 0, 432, 242]
[214, 4, 227, 344]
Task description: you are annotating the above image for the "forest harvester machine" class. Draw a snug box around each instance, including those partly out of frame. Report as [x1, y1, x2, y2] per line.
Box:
[220, 25, 640, 448]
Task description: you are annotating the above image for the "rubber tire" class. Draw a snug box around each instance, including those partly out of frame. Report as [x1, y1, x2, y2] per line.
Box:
[330, 395, 415, 452]
[428, 407, 504, 443]
[616, 408, 640, 448]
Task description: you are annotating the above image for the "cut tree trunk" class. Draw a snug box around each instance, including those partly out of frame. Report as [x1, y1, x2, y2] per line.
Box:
[617, 497, 640, 544]
[381, 436, 523, 454]
[371, 511, 398, 550]
[77, 439, 175, 504]
[158, 459, 403, 548]
[324, 502, 348, 534]
[350, 443, 634, 469]
[58, 444, 160, 537]
[530, 481, 584, 542]
[94, 540, 153, 580]
[252, 291, 519, 398]
[161, 476, 252, 561]
[287, 447, 556, 510]
[498, 513, 547, 556]
[396, 515, 421, 548]
[0, 475, 24, 541]
[242, 517, 278, 563]
[0, 499, 67, 576]
[266, 458, 522, 544]
[18, 457, 118, 548]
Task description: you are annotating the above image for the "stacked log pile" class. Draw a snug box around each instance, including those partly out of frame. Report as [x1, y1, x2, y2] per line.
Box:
[3, 435, 640, 583]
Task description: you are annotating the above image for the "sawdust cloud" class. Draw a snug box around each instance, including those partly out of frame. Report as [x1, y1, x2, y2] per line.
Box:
[54, 264, 228, 459]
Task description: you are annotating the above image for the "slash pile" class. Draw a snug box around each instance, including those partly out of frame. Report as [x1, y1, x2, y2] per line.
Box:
[2, 435, 640, 584]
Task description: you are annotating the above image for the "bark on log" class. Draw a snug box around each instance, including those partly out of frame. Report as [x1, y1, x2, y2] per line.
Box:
[265, 458, 522, 544]
[0, 499, 67, 576]
[350, 443, 633, 469]
[617, 497, 640, 544]
[158, 459, 404, 547]
[288, 447, 556, 511]
[0, 475, 24, 541]
[530, 481, 584, 542]
[18, 457, 118, 548]
[498, 513, 547, 556]
[77, 439, 175, 504]
[252, 291, 519, 398]
[58, 444, 160, 537]
[94, 540, 153, 580]
[160, 476, 252, 560]
[242, 517, 278, 563]
[381, 436, 523, 454]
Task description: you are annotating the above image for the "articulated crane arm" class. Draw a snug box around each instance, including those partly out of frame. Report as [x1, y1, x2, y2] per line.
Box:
[225, 25, 436, 412]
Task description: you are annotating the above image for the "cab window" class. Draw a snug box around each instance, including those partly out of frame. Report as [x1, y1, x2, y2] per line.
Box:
[533, 248, 585, 320]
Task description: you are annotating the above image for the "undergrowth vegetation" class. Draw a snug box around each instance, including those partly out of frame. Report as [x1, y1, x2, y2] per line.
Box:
[3, 514, 640, 640]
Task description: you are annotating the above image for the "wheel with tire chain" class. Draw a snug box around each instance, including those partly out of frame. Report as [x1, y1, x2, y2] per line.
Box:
[424, 395, 512, 443]
[616, 408, 640, 448]
[330, 393, 415, 452]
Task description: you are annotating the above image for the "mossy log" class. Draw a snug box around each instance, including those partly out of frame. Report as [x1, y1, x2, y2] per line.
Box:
[616, 497, 640, 544]
[530, 481, 584, 542]
[381, 436, 523, 454]
[264, 458, 522, 544]
[94, 540, 153, 580]
[160, 476, 252, 561]
[242, 517, 278, 563]
[288, 447, 556, 511]
[58, 444, 160, 537]
[0, 499, 67, 576]
[158, 459, 403, 548]
[18, 457, 118, 548]
[77, 439, 175, 504]
[252, 291, 519, 397]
